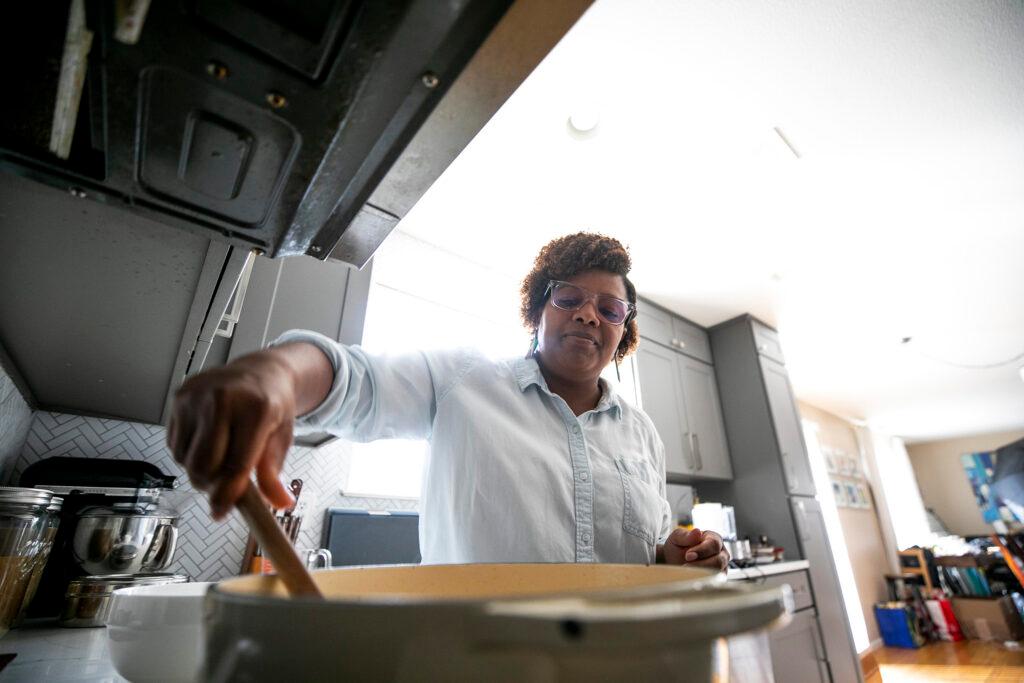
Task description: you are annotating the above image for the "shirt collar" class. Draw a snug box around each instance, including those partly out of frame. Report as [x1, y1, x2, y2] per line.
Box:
[512, 356, 623, 419]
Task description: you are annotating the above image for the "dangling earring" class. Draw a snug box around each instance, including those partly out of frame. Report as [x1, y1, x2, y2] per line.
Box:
[526, 330, 539, 359]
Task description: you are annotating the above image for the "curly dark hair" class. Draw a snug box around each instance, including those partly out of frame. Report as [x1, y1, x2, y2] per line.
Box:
[520, 232, 639, 362]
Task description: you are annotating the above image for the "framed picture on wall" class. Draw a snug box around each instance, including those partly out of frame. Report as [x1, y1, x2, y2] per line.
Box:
[855, 483, 872, 509]
[844, 482, 859, 507]
[832, 480, 848, 507]
[842, 455, 856, 477]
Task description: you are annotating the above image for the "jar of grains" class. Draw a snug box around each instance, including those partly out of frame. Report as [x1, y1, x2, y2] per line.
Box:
[0, 487, 54, 638]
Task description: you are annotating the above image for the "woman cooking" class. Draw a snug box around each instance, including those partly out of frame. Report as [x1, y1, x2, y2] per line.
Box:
[168, 232, 728, 571]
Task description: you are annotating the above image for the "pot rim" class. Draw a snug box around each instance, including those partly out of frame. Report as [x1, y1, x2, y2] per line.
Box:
[208, 562, 728, 610]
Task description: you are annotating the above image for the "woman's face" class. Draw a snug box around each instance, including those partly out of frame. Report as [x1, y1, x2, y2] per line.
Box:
[536, 269, 629, 383]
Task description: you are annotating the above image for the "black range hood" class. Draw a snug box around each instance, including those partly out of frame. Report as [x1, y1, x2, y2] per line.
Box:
[1, 0, 520, 265]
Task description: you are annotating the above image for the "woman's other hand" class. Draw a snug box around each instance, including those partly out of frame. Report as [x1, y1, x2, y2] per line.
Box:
[658, 528, 729, 572]
[166, 343, 331, 519]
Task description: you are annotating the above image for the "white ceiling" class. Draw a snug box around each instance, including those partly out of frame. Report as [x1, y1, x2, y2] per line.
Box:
[396, 0, 1024, 443]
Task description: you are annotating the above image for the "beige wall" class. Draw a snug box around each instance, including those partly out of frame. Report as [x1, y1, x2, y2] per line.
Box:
[798, 401, 891, 647]
[907, 429, 1024, 537]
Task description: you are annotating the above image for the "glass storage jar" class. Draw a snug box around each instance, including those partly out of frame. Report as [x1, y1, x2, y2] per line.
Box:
[15, 495, 62, 624]
[0, 487, 54, 638]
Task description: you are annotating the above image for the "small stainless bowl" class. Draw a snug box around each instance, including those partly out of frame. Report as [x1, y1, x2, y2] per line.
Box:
[60, 573, 188, 627]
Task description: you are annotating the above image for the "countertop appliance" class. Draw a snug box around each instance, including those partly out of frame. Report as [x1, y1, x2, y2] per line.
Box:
[17, 457, 181, 619]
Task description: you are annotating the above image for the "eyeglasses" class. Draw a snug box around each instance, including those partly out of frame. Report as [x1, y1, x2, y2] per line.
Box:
[545, 280, 636, 326]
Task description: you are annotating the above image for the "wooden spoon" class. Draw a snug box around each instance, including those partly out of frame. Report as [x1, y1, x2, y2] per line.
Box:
[236, 480, 323, 598]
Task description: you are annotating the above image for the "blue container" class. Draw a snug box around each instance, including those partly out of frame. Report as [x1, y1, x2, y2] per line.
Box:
[875, 604, 922, 648]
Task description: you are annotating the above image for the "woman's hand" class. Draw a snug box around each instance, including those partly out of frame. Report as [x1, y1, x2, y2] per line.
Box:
[166, 343, 332, 520]
[657, 528, 729, 572]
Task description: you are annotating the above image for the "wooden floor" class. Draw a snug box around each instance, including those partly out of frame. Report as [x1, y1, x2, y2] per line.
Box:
[865, 640, 1024, 682]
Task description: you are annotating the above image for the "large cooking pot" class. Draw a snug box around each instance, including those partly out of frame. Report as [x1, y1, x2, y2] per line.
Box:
[205, 563, 791, 682]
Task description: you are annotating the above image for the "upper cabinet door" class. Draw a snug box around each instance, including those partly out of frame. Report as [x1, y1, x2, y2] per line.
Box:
[670, 317, 713, 364]
[637, 301, 712, 363]
[636, 342, 695, 478]
[678, 356, 733, 480]
[761, 358, 816, 496]
[752, 319, 786, 365]
[637, 305, 675, 349]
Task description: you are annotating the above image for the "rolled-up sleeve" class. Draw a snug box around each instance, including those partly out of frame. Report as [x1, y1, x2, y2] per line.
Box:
[270, 330, 474, 441]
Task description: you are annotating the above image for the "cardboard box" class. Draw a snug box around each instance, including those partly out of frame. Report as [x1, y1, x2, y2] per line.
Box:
[951, 596, 1024, 641]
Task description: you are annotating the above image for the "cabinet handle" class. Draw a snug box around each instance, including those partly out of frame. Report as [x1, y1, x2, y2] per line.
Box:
[215, 251, 256, 339]
[794, 502, 812, 542]
[782, 454, 797, 491]
[812, 622, 827, 662]
[684, 432, 698, 471]
[692, 432, 703, 470]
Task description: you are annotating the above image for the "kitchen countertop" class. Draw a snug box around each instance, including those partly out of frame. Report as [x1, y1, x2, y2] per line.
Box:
[726, 559, 810, 581]
[0, 623, 126, 683]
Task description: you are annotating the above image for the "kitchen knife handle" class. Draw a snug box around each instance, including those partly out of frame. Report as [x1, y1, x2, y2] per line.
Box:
[236, 481, 322, 598]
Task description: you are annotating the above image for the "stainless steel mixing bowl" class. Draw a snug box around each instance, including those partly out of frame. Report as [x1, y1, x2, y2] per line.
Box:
[72, 507, 178, 575]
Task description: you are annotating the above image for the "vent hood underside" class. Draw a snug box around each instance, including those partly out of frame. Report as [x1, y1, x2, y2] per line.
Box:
[1, 0, 589, 266]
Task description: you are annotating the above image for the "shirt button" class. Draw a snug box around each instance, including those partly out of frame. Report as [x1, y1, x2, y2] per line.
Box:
[582, 533, 592, 544]
[579, 472, 589, 481]
[572, 425, 581, 434]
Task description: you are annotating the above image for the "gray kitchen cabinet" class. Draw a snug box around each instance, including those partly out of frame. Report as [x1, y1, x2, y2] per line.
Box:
[702, 315, 862, 683]
[730, 567, 831, 683]
[636, 301, 712, 363]
[758, 569, 815, 614]
[752, 319, 786, 365]
[0, 171, 374, 429]
[762, 358, 816, 496]
[635, 343, 695, 477]
[0, 172, 251, 426]
[678, 355, 732, 480]
[635, 339, 732, 481]
[791, 497, 862, 683]
[671, 316, 713, 364]
[636, 305, 675, 350]
[199, 254, 373, 445]
[769, 609, 831, 683]
[220, 254, 371, 362]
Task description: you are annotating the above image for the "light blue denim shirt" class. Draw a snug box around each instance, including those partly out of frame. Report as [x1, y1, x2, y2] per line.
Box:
[275, 330, 673, 565]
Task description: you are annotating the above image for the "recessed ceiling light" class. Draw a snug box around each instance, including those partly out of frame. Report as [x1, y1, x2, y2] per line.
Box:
[567, 109, 600, 135]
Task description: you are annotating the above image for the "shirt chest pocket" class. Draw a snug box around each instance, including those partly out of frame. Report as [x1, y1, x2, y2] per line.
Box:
[614, 457, 664, 546]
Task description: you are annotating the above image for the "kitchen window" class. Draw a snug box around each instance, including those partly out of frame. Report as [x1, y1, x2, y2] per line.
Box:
[343, 232, 527, 499]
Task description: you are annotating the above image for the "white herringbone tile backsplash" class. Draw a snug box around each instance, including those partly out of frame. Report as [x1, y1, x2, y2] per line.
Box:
[6, 411, 415, 581]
